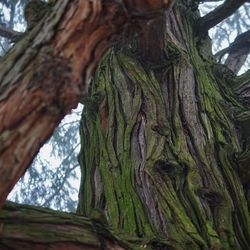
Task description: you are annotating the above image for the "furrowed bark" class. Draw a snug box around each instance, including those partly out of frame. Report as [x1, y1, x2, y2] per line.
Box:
[0, 25, 21, 40]
[0, 202, 129, 250]
[0, 0, 174, 207]
[78, 2, 250, 249]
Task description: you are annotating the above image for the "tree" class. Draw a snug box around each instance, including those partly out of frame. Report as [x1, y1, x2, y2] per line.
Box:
[0, 0, 250, 249]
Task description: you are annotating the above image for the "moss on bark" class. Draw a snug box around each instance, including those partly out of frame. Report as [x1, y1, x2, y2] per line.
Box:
[77, 3, 250, 249]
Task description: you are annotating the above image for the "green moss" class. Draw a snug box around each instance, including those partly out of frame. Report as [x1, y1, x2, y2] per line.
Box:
[77, 8, 250, 246]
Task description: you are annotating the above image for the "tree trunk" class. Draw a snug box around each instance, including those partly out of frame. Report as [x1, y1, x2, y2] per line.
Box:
[77, 3, 250, 249]
[0, 0, 173, 207]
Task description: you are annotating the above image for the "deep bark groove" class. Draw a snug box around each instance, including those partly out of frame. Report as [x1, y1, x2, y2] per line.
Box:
[78, 3, 250, 249]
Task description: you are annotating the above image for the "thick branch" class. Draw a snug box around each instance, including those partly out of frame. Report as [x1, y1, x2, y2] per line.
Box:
[0, 0, 174, 207]
[216, 30, 250, 56]
[0, 202, 128, 250]
[196, 0, 246, 34]
[0, 25, 22, 40]
[225, 30, 250, 74]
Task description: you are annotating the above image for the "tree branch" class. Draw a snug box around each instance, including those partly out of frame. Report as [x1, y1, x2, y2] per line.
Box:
[0, 202, 128, 250]
[0, 24, 22, 40]
[215, 30, 250, 74]
[196, 0, 247, 34]
[225, 30, 250, 74]
[0, 0, 175, 208]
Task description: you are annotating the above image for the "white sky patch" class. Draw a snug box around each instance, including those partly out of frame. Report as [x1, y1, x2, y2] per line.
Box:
[8, 104, 83, 211]
[0, 4, 10, 21]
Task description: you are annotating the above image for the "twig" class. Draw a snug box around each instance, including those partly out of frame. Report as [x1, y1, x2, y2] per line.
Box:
[0, 24, 22, 40]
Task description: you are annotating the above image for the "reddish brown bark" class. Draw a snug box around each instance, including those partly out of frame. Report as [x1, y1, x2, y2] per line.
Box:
[0, 0, 174, 207]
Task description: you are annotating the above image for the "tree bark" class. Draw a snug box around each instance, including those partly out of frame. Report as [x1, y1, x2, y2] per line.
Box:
[0, 0, 173, 207]
[77, 2, 250, 249]
[0, 25, 21, 40]
[0, 202, 130, 250]
[1, 0, 250, 249]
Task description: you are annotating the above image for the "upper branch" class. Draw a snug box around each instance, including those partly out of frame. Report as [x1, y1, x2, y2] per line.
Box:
[225, 30, 250, 74]
[0, 24, 22, 40]
[196, 0, 247, 34]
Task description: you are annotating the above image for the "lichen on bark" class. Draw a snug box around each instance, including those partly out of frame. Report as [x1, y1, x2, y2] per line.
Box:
[77, 3, 250, 249]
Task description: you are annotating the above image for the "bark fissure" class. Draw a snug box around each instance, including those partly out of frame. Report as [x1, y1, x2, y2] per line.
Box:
[78, 3, 250, 249]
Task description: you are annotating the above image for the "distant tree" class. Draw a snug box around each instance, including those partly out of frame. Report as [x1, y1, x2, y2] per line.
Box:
[0, 0, 250, 249]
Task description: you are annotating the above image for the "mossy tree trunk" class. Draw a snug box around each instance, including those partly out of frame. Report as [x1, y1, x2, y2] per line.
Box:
[78, 2, 250, 249]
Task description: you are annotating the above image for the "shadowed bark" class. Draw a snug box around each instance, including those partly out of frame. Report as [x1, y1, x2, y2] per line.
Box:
[215, 30, 250, 74]
[0, 25, 21, 40]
